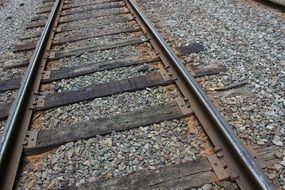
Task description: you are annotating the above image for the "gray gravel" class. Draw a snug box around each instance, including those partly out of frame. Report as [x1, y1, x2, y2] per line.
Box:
[42, 63, 157, 94]
[18, 118, 207, 189]
[0, 0, 38, 58]
[0, 0, 41, 142]
[0, 67, 26, 81]
[46, 44, 152, 70]
[137, 0, 285, 185]
[24, 26, 45, 39]
[31, 86, 180, 130]
[189, 181, 239, 190]
[137, 0, 285, 145]
[0, 0, 42, 84]
[0, 90, 17, 105]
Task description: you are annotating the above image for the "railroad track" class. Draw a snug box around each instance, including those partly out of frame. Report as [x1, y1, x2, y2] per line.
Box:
[259, 0, 285, 10]
[0, 0, 277, 189]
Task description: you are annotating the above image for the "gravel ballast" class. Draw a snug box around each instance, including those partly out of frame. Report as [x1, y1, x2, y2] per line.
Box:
[31, 86, 180, 130]
[18, 118, 209, 189]
[2, 0, 283, 188]
[0, 0, 38, 59]
[47, 44, 152, 70]
[60, 7, 124, 21]
[0, 0, 40, 73]
[42, 63, 158, 93]
[61, 1, 124, 15]
[136, 0, 285, 187]
[0, 0, 40, 139]
[55, 21, 136, 39]
[0, 90, 17, 105]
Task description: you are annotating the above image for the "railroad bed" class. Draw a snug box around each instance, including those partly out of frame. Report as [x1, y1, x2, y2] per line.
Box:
[0, 0, 280, 189]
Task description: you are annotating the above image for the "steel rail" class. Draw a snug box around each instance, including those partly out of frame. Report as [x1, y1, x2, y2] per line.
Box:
[259, 0, 285, 10]
[0, 0, 62, 187]
[126, 0, 273, 189]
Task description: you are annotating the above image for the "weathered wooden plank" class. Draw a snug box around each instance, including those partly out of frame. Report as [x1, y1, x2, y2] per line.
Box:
[33, 2, 125, 21]
[262, 153, 277, 161]
[41, 0, 114, 5]
[61, 3, 125, 16]
[3, 58, 29, 69]
[176, 43, 205, 55]
[31, 14, 50, 22]
[254, 145, 281, 152]
[62, 0, 120, 10]
[14, 26, 139, 52]
[59, 9, 129, 24]
[0, 70, 170, 121]
[20, 32, 42, 41]
[49, 37, 146, 61]
[13, 43, 36, 53]
[46, 56, 159, 82]
[32, 14, 132, 38]
[21, 15, 133, 40]
[25, 101, 192, 154]
[26, 20, 47, 29]
[28, 9, 129, 29]
[55, 27, 139, 46]
[0, 103, 11, 120]
[0, 56, 227, 93]
[0, 56, 157, 92]
[192, 64, 227, 77]
[58, 14, 133, 33]
[215, 80, 249, 91]
[1, 73, 170, 119]
[32, 10, 82, 21]
[42, 0, 55, 3]
[35, 6, 53, 15]
[0, 56, 227, 92]
[65, 159, 217, 190]
[38, 2, 54, 8]
[250, 145, 283, 161]
[0, 78, 21, 92]
[39, 73, 173, 110]
[247, 144, 283, 188]
[38, 0, 74, 13]
[266, 159, 281, 168]
[41, 0, 122, 12]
